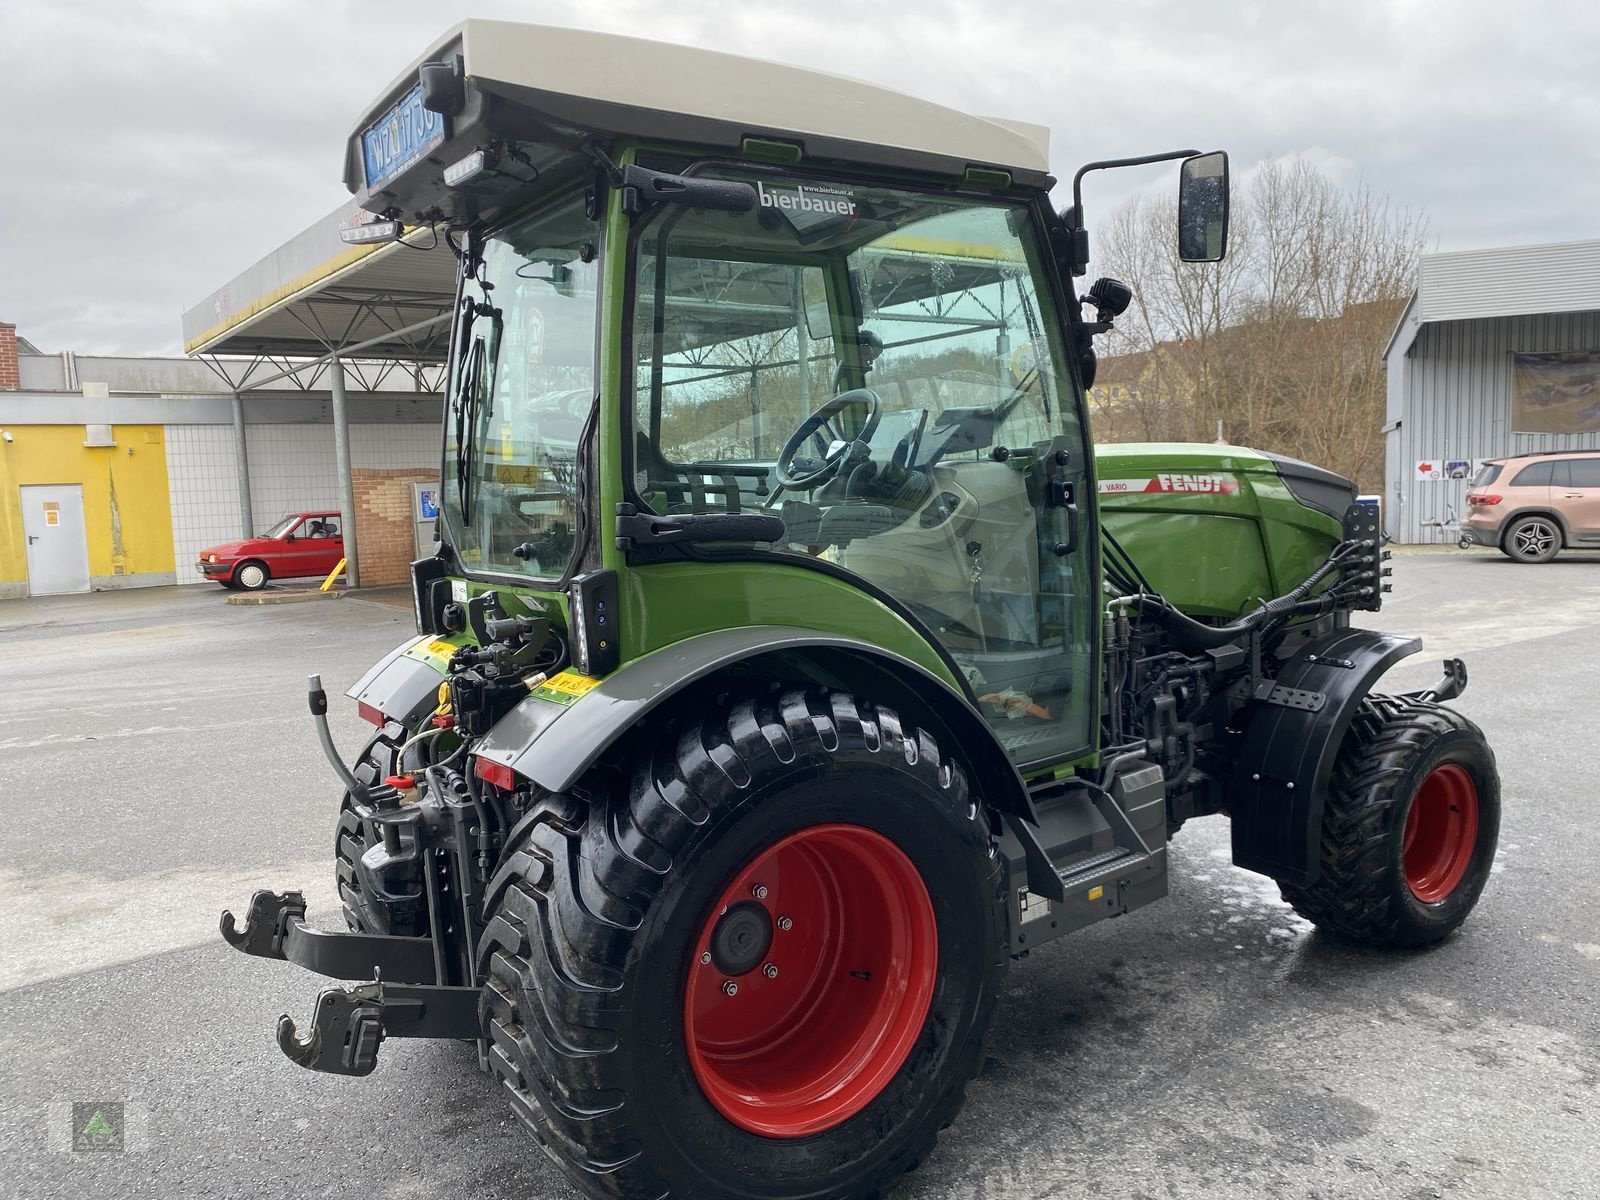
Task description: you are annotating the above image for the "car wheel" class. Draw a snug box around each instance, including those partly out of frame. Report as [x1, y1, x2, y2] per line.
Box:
[234, 560, 270, 590]
[1502, 516, 1560, 563]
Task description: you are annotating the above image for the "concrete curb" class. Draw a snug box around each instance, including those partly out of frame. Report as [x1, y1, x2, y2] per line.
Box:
[225, 589, 344, 606]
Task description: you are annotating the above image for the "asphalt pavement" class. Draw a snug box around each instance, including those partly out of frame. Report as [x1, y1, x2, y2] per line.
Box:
[2, 555, 1597, 1199]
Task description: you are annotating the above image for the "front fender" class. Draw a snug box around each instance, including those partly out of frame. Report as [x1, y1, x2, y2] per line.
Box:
[1229, 627, 1424, 885]
[473, 625, 1038, 827]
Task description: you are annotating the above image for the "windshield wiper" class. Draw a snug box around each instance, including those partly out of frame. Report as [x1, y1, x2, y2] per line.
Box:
[451, 298, 502, 528]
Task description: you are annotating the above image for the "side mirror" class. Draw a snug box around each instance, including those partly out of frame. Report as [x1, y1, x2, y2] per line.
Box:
[1177, 151, 1230, 262]
[285, 533, 296, 543]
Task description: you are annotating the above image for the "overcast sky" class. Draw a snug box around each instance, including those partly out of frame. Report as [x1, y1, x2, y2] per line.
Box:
[2, 0, 1596, 356]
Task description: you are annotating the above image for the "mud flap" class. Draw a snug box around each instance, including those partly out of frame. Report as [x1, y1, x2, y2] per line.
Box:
[1229, 628, 1423, 885]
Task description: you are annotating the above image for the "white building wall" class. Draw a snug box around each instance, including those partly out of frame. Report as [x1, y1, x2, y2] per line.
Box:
[164, 425, 243, 580]
[167, 421, 440, 583]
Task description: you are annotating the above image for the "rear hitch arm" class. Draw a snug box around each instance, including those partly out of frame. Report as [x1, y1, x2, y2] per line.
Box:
[219, 889, 440, 983]
[276, 978, 481, 1076]
[1407, 657, 1468, 704]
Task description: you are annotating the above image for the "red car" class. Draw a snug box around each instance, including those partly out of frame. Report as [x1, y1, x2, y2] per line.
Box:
[196, 511, 346, 590]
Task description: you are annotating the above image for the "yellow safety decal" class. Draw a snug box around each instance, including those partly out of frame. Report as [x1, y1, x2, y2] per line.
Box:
[530, 670, 602, 707]
[1087, 885, 1104, 901]
[426, 639, 456, 658]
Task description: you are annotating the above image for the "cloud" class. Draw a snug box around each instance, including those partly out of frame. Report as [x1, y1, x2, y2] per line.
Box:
[2, 0, 1596, 354]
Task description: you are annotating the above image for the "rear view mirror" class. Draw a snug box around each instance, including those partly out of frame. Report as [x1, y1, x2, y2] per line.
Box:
[1177, 151, 1229, 262]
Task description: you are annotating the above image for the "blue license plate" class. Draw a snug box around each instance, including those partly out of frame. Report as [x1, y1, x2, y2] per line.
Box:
[361, 83, 446, 190]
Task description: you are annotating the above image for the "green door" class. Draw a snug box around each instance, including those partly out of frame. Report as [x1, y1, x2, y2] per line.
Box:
[629, 171, 1098, 768]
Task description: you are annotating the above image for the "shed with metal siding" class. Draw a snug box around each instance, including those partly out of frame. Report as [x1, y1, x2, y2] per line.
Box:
[1384, 239, 1600, 544]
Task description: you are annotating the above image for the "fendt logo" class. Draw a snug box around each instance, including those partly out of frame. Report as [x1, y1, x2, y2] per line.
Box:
[757, 181, 858, 216]
[1154, 473, 1239, 494]
[1099, 474, 1241, 496]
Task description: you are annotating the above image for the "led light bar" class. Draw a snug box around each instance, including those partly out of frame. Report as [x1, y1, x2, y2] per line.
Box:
[443, 149, 488, 187]
[339, 219, 404, 245]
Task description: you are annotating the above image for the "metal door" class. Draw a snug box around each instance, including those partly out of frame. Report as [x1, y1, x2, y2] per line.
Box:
[21, 484, 91, 595]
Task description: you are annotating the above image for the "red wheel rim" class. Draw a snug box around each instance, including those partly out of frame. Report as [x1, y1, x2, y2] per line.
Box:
[1402, 763, 1480, 903]
[683, 823, 937, 1138]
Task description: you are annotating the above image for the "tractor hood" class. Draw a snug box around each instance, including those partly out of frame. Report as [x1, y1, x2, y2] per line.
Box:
[1094, 442, 1356, 619]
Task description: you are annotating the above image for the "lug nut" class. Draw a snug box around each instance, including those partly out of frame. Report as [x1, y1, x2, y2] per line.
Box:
[762, 963, 778, 979]
[777, 916, 793, 932]
[722, 981, 738, 996]
[699, 951, 711, 965]
[751, 884, 769, 900]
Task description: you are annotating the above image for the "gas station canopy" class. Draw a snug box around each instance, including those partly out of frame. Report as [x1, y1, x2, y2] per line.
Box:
[181, 199, 456, 363]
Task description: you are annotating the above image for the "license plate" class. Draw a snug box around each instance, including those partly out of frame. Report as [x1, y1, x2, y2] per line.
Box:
[361, 83, 446, 190]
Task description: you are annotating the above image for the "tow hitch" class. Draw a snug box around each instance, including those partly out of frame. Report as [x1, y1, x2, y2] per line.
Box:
[220, 888, 479, 1076]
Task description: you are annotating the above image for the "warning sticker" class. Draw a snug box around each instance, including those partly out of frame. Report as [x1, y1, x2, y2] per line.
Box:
[45, 510, 59, 526]
[530, 670, 602, 707]
[1098, 474, 1241, 496]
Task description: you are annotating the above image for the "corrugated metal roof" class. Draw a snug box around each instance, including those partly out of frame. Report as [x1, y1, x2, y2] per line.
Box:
[1388, 238, 1600, 359]
[1419, 238, 1600, 323]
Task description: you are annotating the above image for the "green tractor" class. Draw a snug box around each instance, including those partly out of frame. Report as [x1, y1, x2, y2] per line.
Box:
[222, 21, 1500, 1200]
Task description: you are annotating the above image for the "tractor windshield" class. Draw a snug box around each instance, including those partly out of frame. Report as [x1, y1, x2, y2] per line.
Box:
[630, 169, 1097, 764]
[443, 195, 600, 579]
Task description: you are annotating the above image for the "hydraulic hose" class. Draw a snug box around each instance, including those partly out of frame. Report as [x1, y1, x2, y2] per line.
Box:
[308, 673, 367, 800]
[1115, 541, 1364, 650]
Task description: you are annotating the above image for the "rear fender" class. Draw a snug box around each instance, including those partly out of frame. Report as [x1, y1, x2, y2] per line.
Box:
[474, 625, 1040, 829]
[1229, 627, 1424, 885]
[346, 636, 449, 731]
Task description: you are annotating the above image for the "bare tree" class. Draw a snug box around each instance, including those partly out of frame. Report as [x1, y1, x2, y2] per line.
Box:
[1089, 158, 1425, 489]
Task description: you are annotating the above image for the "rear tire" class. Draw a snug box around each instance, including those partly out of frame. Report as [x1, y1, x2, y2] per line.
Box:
[479, 688, 1006, 1200]
[1279, 696, 1500, 947]
[1501, 515, 1561, 563]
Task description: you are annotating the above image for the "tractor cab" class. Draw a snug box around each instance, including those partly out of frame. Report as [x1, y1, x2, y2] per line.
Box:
[348, 19, 1223, 770]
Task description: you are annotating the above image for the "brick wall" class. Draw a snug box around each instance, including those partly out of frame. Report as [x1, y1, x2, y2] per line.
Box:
[352, 467, 434, 586]
[0, 323, 18, 390]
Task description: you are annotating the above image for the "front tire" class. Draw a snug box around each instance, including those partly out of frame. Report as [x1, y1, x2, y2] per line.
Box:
[234, 560, 270, 590]
[479, 688, 1006, 1200]
[1279, 696, 1500, 947]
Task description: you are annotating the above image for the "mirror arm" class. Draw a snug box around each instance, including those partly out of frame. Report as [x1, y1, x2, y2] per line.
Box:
[1064, 148, 1201, 275]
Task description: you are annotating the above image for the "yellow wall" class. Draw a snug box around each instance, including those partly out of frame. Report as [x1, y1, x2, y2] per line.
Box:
[0, 425, 176, 588]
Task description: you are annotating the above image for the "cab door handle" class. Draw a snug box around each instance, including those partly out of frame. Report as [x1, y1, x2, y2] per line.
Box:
[1053, 504, 1079, 556]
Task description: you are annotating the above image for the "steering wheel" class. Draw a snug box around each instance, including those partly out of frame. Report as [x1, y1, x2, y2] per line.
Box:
[773, 388, 883, 489]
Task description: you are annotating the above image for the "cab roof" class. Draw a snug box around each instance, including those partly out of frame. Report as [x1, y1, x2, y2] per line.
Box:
[344, 20, 1054, 217]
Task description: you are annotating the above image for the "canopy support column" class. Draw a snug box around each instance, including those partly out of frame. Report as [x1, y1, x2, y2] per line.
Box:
[329, 358, 360, 588]
[231, 392, 254, 539]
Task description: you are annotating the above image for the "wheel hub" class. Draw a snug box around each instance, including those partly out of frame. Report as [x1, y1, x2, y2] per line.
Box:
[1402, 762, 1480, 903]
[708, 901, 772, 976]
[683, 823, 937, 1139]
